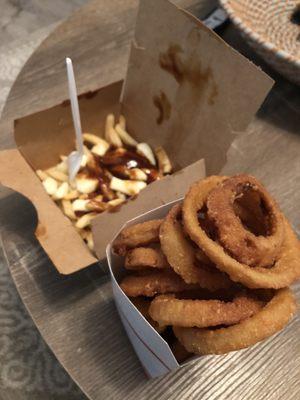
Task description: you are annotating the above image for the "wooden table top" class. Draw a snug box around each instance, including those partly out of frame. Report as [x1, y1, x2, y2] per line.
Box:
[0, 0, 299, 399]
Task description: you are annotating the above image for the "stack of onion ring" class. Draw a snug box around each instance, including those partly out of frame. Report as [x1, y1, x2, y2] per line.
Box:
[114, 174, 299, 359]
[182, 175, 300, 289]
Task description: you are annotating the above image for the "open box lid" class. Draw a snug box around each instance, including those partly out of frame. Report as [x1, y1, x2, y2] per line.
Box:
[120, 0, 274, 175]
[0, 0, 273, 274]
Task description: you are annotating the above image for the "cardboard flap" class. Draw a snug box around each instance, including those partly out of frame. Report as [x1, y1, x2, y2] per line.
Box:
[121, 0, 274, 174]
[92, 159, 205, 260]
[0, 149, 96, 274]
[14, 81, 122, 171]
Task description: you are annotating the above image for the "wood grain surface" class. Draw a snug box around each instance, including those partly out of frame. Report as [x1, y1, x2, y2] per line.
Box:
[0, 0, 299, 399]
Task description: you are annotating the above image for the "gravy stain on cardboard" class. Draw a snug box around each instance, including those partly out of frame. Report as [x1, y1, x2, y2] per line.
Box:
[36, 223, 47, 238]
[159, 44, 185, 84]
[156, 29, 219, 165]
[153, 91, 172, 124]
[158, 29, 218, 105]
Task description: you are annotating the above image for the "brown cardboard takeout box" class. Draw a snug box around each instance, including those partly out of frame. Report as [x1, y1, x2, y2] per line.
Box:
[0, 0, 273, 275]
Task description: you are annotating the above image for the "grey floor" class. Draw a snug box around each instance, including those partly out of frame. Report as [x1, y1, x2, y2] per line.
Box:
[0, 0, 86, 46]
[0, 1, 89, 399]
[0, 0, 88, 115]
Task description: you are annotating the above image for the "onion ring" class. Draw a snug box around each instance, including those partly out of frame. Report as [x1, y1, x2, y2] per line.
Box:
[206, 175, 284, 267]
[159, 203, 232, 290]
[194, 248, 213, 266]
[182, 176, 300, 289]
[174, 288, 296, 355]
[233, 188, 266, 235]
[120, 270, 198, 297]
[125, 247, 169, 270]
[149, 292, 264, 328]
[113, 219, 162, 255]
[131, 297, 166, 333]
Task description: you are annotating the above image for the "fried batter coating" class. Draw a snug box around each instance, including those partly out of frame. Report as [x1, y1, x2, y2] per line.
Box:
[174, 288, 296, 355]
[131, 297, 166, 333]
[113, 219, 162, 255]
[125, 247, 169, 270]
[207, 175, 284, 267]
[160, 203, 232, 290]
[149, 292, 263, 328]
[120, 270, 198, 297]
[183, 177, 300, 288]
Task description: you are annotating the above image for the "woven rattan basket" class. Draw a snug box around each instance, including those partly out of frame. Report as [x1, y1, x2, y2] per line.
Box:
[220, 0, 300, 85]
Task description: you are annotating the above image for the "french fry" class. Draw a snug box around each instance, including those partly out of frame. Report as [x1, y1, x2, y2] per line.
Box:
[46, 168, 68, 182]
[80, 154, 88, 168]
[110, 166, 147, 181]
[86, 230, 94, 251]
[105, 113, 115, 139]
[83, 133, 110, 147]
[93, 194, 103, 202]
[99, 183, 116, 200]
[83, 145, 93, 163]
[75, 213, 98, 229]
[128, 168, 148, 181]
[105, 114, 122, 147]
[63, 190, 80, 200]
[108, 198, 125, 207]
[137, 143, 156, 166]
[110, 176, 147, 196]
[72, 199, 90, 212]
[108, 128, 123, 148]
[91, 142, 110, 156]
[85, 154, 100, 173]
[115, 124, 138, 147]
[56, 160, 68, 174]
[62, 199, 76, 220]
[36, 169, 48, 181]
[119, 115, 126, 130]
[116, 191, 126, 200]
[86, 199, 108, 212]
[43, 177, 58, 195]
[155, 146, 172, 174]
[54, 182, 69, 200]
[75, 175, 99, 194]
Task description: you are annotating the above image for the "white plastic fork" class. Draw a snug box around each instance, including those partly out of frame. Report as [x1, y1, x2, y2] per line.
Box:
[66, 57, 84, 182]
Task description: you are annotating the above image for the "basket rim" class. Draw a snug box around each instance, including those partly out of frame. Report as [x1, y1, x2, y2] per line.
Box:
[219, 0, 300, 68]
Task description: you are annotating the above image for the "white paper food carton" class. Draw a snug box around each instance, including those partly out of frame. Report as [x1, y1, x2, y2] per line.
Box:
[107, 198, 186, 378]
